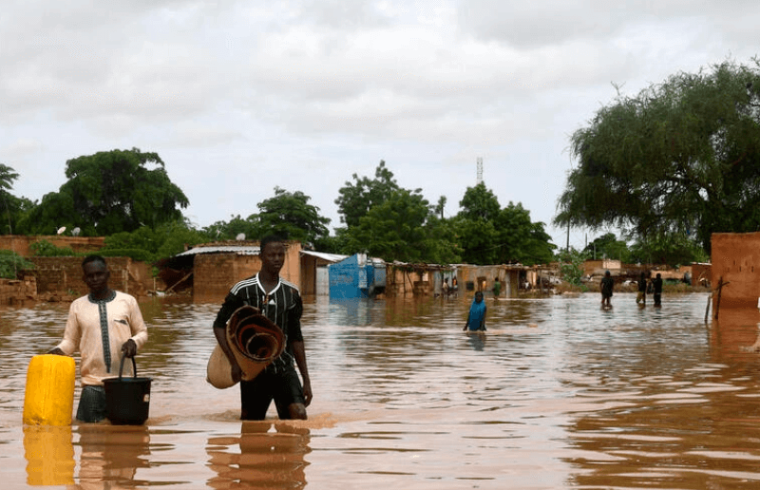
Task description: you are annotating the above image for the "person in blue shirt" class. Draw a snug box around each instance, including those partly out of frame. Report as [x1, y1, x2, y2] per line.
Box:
[463, 291, 487, 331]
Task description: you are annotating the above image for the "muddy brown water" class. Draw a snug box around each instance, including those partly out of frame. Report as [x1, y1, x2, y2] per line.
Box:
[2, 292, 760, 489]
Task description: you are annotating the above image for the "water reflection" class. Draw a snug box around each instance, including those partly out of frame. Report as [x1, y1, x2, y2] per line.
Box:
[23, 425, 75, 486]
[76, 425, 151, 489]
[206, 421, 311, 489]
[465, 331, 487, 351]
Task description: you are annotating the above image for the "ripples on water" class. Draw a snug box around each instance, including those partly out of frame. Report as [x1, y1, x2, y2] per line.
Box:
[2, 292, 760, 489]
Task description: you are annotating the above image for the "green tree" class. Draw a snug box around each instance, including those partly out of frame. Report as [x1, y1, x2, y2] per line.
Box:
[494, 202, 556, 265]
[335, 160, 400, 228]
[628, 232, 709, 267]
[583, 233, 630, 262]
[452, 215, 500, 264]
[459, 183, 501, 222]
[455, 184, 555, 265]
[555, 59, 760, 254]
[0, 164, 34, 235]
[16, 191, 78, 235]
[254, 187, 331, 246]
[20, 148, 189, 236]
[557, 248, 588, 286]
[202, 215, 258, 241]
[102, 221, 211, 263]
[344, 189, 440, 262]
[0, 250, 34, 279]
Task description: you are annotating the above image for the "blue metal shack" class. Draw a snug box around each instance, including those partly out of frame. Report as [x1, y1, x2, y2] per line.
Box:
[329, 253, 386, 299]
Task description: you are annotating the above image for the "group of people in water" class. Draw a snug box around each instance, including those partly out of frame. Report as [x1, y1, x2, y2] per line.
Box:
[601, 270, 664, 309]
[47, 235, 312, 424]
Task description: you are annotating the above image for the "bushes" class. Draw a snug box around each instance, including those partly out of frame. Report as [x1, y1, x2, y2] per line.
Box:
[30, 239, 75, 257]
[0, 250, 34, 279]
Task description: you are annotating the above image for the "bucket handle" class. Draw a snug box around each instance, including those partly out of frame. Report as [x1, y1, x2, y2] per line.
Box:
[118, 354, 138, 379]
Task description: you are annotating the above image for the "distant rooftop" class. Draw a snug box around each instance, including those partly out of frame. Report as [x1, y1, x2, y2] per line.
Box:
[176, 245, 260, 257]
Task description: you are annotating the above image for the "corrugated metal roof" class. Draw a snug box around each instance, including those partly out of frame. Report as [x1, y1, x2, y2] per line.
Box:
[300, 250, 348, 263]
[176, 245, 260, 257]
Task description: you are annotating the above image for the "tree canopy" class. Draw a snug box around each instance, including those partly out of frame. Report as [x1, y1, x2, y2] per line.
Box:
[200, 187, 331, 247]
[19, 148, 189, 236]
[0, 164, 33, 235]
[343, 188, 454, 263]
[455, 183, 555, 265]
[555, 59, 760, 253]
[583, 233, 630, 262]
[335, 160, 400, 228]
[254, 187, 331, 245]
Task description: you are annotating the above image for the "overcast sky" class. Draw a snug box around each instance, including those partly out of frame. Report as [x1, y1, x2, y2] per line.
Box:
[1, 1, 758, 250]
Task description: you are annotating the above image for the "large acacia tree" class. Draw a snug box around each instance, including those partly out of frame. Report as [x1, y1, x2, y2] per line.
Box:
[19, 148, 189, 236]
[555, 59, 760, 253]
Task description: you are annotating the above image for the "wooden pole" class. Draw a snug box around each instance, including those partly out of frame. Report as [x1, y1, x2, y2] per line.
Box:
[714, 276, 729, 320]
[705, 293, 712, 323]
[165, 271, 193, 294]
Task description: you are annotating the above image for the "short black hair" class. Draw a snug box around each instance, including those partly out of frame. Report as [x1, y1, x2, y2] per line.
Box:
[82, 254, 107, 269]
[259, 235, 285, 254]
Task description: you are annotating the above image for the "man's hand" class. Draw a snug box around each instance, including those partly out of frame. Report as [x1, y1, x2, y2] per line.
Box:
[47, 347, 64, 356]
[230, 362, 243, 383]
[302, 379, 313, 407]
[121, 339, 137, 358]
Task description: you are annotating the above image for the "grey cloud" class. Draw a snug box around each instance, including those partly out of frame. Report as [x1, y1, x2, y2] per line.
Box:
[456, 0, 759, 48]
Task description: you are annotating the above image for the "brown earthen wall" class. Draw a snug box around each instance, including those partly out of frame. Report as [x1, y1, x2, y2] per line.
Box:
[0, 235, 105, 257]
[711, 233, 760, 309]
[29, 256, 139, 297]
[0, 276, 37, 306]
[192, 243, 303, 304]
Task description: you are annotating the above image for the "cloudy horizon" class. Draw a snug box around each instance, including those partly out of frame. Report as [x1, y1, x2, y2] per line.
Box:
[2, 0, 758, 250]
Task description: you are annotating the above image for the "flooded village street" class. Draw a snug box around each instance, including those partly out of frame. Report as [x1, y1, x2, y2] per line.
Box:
[3, 291, 760, 489]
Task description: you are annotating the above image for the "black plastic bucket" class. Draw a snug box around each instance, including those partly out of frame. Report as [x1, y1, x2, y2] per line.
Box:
[103, 355, 151, 425]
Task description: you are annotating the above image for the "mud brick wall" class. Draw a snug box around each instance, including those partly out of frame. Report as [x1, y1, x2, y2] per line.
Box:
[711, 232, 760, 309]
[0, 276, 37, 305]
[30, 256, 133, 297]
[193, 245, 302, 304]
[0, 235, 105, 257]
[193, 253, 258, 304]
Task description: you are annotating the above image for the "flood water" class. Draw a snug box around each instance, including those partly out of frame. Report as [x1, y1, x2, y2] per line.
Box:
[3, 292, 760, 489]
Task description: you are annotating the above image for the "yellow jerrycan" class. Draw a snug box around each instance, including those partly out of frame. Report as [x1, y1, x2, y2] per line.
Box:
[23, 354, 76, 426]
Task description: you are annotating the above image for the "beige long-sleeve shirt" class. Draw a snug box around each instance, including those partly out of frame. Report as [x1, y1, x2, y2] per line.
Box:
[55, 291, 149, 386]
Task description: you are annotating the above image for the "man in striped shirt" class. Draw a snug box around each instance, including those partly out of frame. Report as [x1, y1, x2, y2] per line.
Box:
[212, 235, 312, 420]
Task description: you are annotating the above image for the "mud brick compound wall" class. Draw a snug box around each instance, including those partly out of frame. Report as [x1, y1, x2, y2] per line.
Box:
[193, 253, 261, 303]
[192, 243, 302, 304]
[30, 256, 139, 297]
[0, 235, 105, 257]
[711, 232, 760, 309]
[0, 276, 37, 305]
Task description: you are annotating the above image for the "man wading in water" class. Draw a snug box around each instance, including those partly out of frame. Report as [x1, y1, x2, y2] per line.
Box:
[213, 236, 312, 420]
[600, 270, 614, 308]
[48, 255, 148, 423]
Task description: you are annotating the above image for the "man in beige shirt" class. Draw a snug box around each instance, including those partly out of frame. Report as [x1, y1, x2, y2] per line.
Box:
[49, 255, 148, 423]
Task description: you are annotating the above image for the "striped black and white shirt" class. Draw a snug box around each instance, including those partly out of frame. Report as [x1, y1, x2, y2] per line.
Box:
[213, 273, 304, 368]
